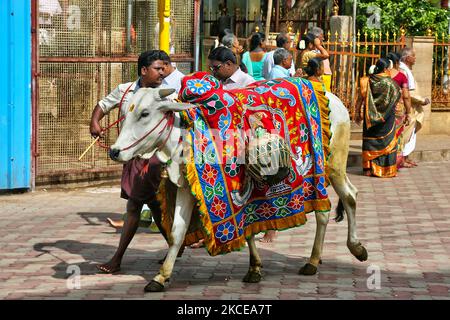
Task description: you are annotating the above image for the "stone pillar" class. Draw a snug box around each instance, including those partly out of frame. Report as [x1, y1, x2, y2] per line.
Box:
[404, 36, 434, 134]
[329, 16, 352, 100]
[329, 16, 352, 42]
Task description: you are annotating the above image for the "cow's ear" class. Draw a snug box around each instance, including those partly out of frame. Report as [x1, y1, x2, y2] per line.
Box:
[157, 102, 196, 113]
[158, 88, 176, 99]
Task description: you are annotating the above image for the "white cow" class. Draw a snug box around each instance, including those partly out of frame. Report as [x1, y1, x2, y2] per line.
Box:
[109, 87, 368, 292]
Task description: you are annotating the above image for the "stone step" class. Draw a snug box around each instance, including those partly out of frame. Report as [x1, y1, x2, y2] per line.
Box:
[350, 122, 362, 141]
[347, 134, 450, 167]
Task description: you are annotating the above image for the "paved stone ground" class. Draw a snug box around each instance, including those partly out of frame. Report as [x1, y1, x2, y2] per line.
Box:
[1, 163, 450, 300]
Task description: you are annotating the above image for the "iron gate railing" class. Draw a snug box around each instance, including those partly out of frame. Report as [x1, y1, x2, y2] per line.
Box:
[325, 30, 406, 118]
[432, 33, 450, 112]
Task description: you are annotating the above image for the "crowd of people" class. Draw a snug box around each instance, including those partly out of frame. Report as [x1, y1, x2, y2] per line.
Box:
[355, 48, 429, 178]
[89, 28, 429, 270]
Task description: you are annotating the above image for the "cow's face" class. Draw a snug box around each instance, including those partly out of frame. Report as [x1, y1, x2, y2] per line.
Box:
[109, 87, 194, 162]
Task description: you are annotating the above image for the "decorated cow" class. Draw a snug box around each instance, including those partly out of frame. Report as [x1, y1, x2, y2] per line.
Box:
[109, 72, 368, 292]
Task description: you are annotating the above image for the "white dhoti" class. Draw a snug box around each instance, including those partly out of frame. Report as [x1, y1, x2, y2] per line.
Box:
[403, 130, 416, 157]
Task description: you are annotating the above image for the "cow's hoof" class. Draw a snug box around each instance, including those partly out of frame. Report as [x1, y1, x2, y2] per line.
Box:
[144, 280, 165, 292]
[243, 271, 262, 283]
[355, 246, 368, 262]
[299, 263, 318, 276]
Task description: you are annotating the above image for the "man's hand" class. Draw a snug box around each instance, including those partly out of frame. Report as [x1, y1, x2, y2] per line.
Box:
[423, 97, 431, 106]
[404, 114, 411, 126]
[90, 104, 106, 138]
[313, 37, 322, 47]
[90, 120, 104, 138]
[294, 68, 304, 77]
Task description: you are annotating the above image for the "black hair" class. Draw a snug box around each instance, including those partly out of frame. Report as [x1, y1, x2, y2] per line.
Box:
[386, 52, 400, 66]
[137, 50, 168, 76]
[159, 50, 171, 63]
[374, 58, 390, 74]
[208, 46, 237, 64]
[240, 62, 248, 73]
[304, 58, 323, 77]
[297, 32, 315, 51]
[219, 28, 233, 43]
[258, 32, 266, 41]
[249, 33, 264, 51]
[276, 32, 289, 48]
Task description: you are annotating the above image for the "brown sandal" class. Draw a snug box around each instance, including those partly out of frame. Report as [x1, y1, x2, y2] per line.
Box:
[405, 159, 418, 167]
[96, 263, 121, 274]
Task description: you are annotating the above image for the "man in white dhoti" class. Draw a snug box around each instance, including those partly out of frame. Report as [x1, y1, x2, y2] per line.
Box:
[399, 48, 430, 166]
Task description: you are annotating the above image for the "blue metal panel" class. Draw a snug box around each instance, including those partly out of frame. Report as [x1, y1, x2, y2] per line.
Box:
[0, 1, 32, 190]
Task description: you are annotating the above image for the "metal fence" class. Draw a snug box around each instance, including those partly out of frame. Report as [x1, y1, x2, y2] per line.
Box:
[432, 33, 450, 111]
[324, 30, 406, 118]
[35, 0, 196, 180]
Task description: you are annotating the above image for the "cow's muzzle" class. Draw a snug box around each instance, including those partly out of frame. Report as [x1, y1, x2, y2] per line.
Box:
[109, 148, 121, 161]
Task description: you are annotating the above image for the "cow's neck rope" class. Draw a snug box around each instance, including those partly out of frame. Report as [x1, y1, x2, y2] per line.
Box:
[119, 111, 175, 152]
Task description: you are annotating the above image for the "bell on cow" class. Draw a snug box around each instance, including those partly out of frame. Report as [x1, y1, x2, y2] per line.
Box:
[246, 129, 292, 186]
[161, 167, 169, 179]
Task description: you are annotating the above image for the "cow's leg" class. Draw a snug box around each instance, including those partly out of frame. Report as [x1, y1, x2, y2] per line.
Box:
[144, 186, 194, 292]
[327, 121, 367, 262]
[333, 175, 368, 262]
[243, 235, 263, 283]
[299, 210, 329, 275]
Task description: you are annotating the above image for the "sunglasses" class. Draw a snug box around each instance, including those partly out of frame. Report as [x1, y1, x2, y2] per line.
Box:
[209, 64, 222, 72]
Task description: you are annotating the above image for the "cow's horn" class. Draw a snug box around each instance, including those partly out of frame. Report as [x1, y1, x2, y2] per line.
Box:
[159, 88, 176, 99]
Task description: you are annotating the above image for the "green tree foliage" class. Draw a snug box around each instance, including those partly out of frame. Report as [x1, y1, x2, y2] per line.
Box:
[355, 0, 450, 36]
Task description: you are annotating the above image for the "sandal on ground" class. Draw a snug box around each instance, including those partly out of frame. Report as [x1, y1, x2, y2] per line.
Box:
[96, 264, 121, 274]
[363, 170, 372, 177]
[190, 239, 205, 249]
[402, 162, 415, 168]
[405, 159, 418, 167]
[107, 218, 124, 229]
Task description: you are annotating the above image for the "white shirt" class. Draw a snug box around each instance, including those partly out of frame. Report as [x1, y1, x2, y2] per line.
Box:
[399, 61, 416, 91]
[98, 80, 140, 116]
[223, 68, 256, 90]
[262, 50, 296, 80]
[162, 68, 185, 94]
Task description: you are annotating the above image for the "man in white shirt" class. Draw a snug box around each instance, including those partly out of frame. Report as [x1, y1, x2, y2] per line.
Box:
[208, 46, 255, 90]
[399, 47, 430, 167]
[263, 32, 296, 79]
[160, 51, 185, 94]
[268, 48, 293, 80]
[90, 50, 177, 274]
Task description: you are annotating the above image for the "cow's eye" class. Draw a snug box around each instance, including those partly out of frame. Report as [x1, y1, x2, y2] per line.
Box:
[140, 111, 150, 118]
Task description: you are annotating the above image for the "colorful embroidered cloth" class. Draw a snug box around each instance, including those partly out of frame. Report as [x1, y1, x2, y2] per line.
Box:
[159, 72, 332, 256]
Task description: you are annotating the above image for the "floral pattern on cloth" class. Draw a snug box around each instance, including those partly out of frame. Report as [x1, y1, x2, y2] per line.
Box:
[160, 72, 331, 256]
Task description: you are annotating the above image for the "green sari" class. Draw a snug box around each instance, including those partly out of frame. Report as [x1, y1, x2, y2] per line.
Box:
[360, 73, 401, 177]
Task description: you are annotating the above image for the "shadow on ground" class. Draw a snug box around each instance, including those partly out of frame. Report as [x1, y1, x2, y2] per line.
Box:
[31, 238, 450, 299]
[77, 212, 154, 234]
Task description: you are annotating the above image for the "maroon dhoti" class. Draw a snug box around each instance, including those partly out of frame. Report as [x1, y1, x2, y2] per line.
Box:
[120, 156, 162, 204]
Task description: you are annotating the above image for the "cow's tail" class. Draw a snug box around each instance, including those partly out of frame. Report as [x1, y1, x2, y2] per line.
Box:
[334, 199, 345, 223]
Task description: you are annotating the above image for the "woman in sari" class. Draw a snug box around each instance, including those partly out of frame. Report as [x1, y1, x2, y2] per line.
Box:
[242, 32, 267, 81]
[354, 58, 401, 178]
[296, 33, 329, 75]
[386, 52, 413, 169]
[304, 58, 325, 85]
